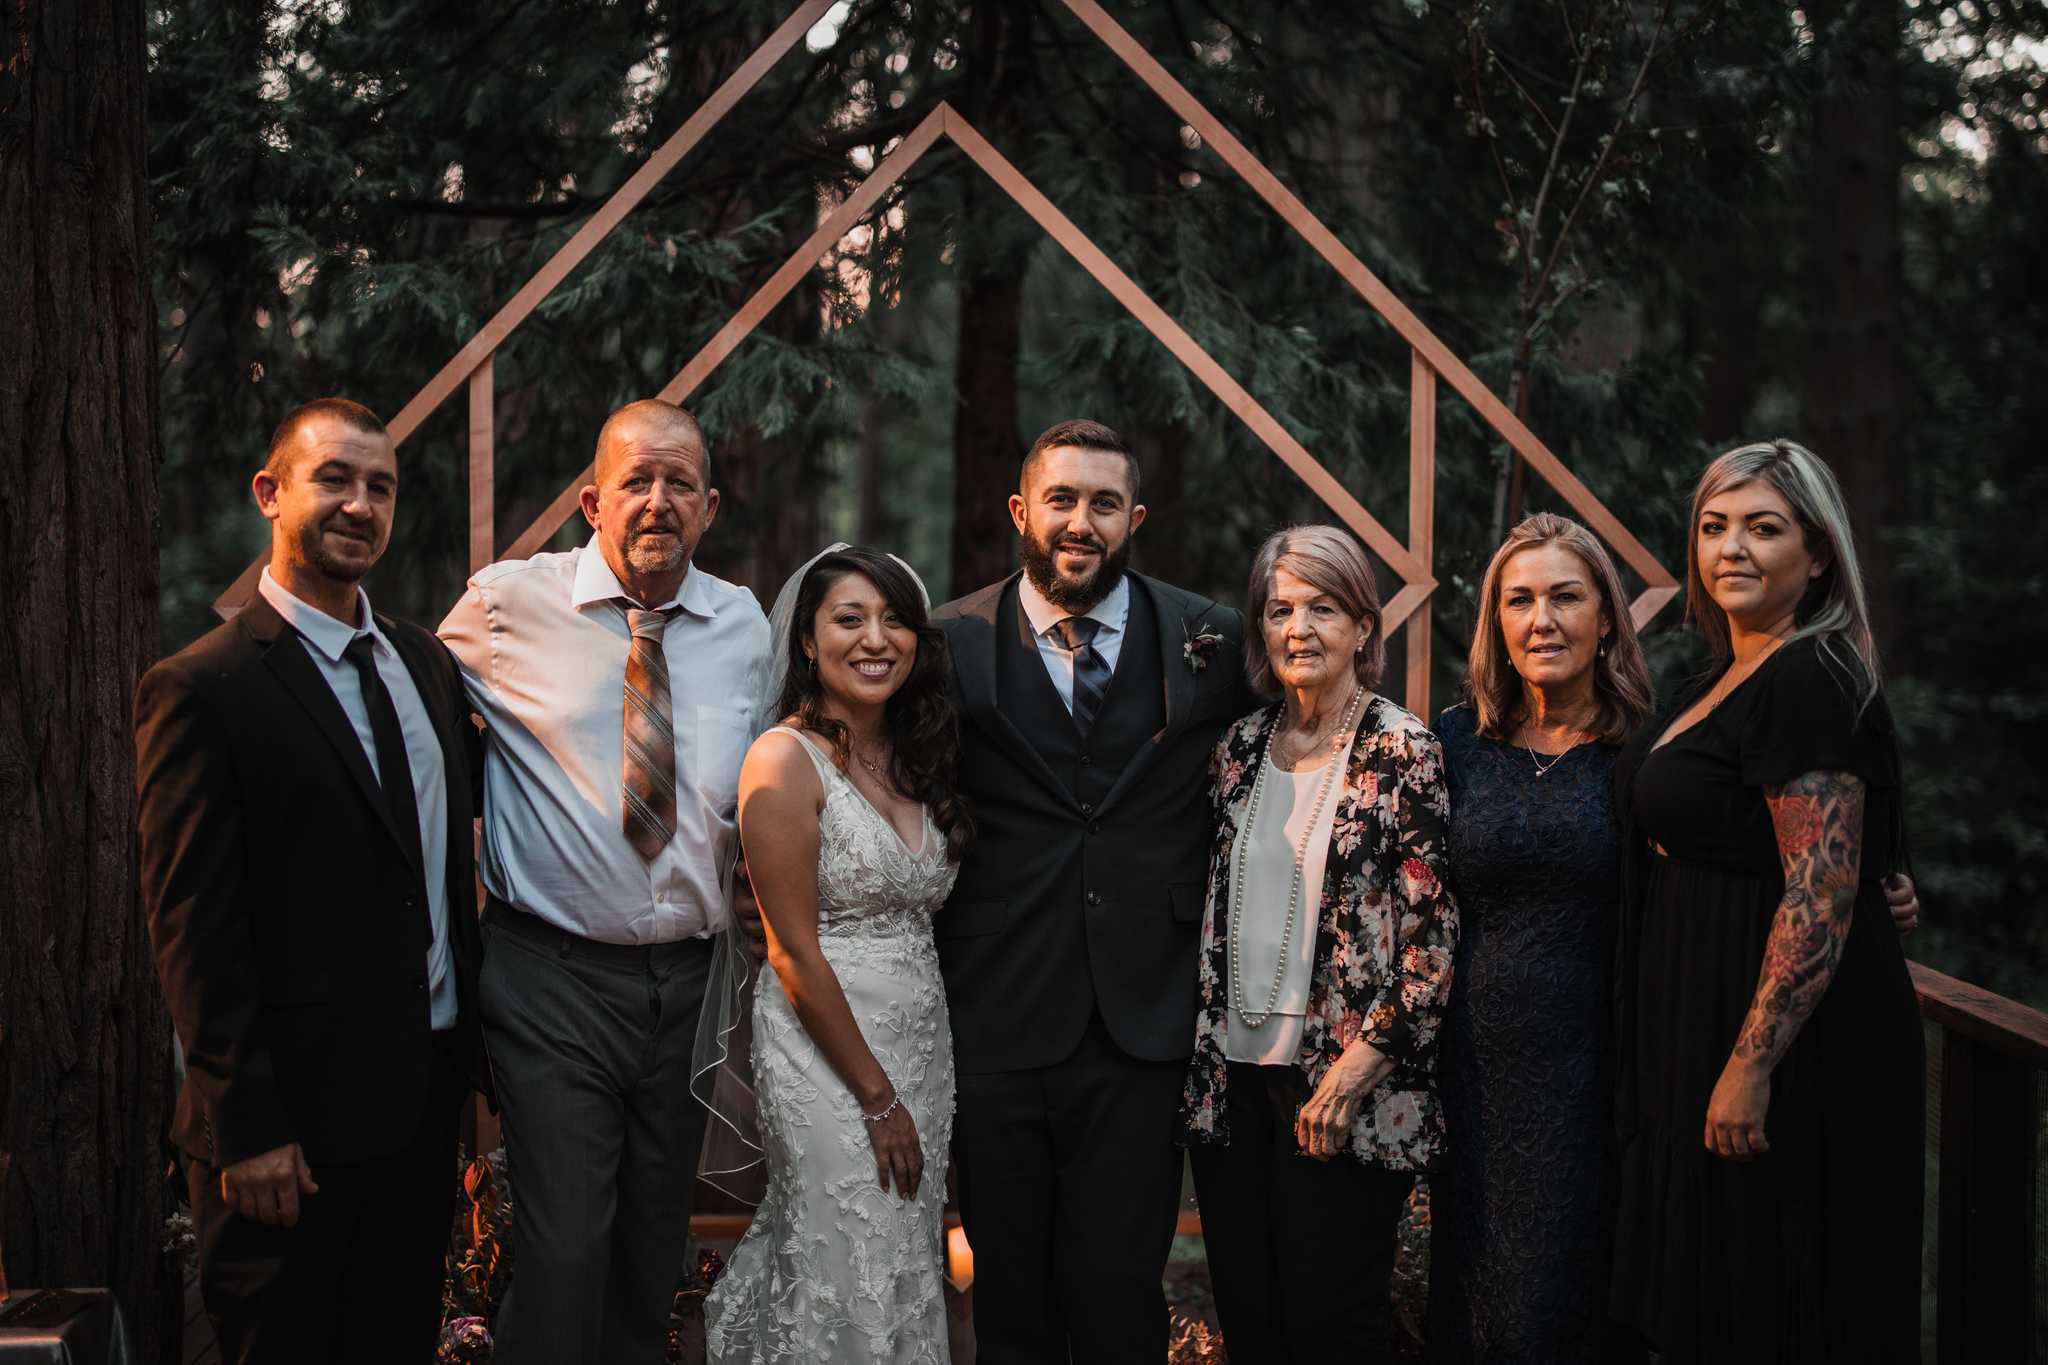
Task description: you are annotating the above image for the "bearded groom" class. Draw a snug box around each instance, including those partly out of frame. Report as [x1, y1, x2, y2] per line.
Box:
[933, 419, 1255, 1363]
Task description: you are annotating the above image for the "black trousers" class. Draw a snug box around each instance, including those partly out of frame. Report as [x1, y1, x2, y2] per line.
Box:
[953, 1010, 1187, 1365]
[478, 903, 714, 1365]
[1190, 1061, 1415, 1365]
[187, 1028, 467, 1365]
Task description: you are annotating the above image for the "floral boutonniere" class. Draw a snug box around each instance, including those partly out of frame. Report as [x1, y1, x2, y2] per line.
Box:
[1183, 620, 1225, 674]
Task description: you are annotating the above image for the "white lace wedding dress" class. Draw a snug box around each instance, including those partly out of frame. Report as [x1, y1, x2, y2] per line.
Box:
[704, 728, 959, 1364]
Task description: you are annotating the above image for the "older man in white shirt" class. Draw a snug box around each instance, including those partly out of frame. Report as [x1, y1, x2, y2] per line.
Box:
[440, 399, 768, 1365]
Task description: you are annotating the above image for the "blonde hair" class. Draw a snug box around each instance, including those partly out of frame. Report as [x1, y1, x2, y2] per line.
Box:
[1464, 513, 1653, 743]
[1243, 525, 1386, 696]
[1685, 439, 1881, 709]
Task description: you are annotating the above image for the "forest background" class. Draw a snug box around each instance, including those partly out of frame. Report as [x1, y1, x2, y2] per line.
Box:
[145, 0, 2044, 1010]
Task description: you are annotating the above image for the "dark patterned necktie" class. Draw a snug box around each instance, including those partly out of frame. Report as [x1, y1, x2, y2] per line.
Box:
[341, 634, 425, 877]
[622, 607, 679, 861]
[1051, 616, 1112, 737]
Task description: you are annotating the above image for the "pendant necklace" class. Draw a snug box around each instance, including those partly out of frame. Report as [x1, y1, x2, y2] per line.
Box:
[1230, 686, 1366, 1029]
[1524, 735, 1583, 778]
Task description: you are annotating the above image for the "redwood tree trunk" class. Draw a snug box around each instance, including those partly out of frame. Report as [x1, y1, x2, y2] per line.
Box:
[950, 265, 1026, 591]
[948, 3, 1031, 594]
[1804, 0, 1903, 653]
[0, 1, 173, 1360]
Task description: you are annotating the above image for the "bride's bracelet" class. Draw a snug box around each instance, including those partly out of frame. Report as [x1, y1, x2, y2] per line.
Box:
[860, 1090, 901, 1124]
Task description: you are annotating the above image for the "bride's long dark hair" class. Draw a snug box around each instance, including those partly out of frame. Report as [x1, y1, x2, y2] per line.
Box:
[776, 547, 973, 860]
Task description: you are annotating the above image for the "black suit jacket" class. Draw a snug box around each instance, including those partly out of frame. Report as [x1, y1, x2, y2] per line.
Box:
[934, 572, 1257, 1073]
[135, 593, 484, 1169]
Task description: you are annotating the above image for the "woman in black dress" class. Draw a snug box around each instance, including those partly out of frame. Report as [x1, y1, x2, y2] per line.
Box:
[1427, 514, 1654, 1363]
[1610, 439, 1923, 1362]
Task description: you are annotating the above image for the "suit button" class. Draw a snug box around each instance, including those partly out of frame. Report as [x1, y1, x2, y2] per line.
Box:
[404, 895, 420, 910]
[1080, 801, 1094, 815]
[1090, 822, 1102, 835]
[1079, 755, 1093, 766]
[1086, 892, 1101, 906]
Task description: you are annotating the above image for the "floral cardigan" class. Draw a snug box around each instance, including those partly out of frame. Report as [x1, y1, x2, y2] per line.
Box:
[1178, 695, 1459, 1172]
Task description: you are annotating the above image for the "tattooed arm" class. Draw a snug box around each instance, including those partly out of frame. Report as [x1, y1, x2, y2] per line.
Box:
[1703, 768, 1867, 1161]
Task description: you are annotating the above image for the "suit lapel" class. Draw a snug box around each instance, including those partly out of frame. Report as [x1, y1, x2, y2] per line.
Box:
[242, 595, 418, 870]
[951, 575, 1072, 803]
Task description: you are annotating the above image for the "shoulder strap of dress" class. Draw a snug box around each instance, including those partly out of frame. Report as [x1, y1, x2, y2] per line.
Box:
[765, 724, 841, 786]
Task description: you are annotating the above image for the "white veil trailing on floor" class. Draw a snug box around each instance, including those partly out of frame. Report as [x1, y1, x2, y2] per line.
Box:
[687, 541, 934, 1205]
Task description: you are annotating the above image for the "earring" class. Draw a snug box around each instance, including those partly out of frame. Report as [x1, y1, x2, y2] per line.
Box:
[806, 654, 817, 672]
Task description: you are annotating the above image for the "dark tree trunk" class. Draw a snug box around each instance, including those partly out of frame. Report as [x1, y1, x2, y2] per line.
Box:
[950, 266, 1026, 592]
[947, 4, 1031, 594]
[1803, 0, 1903, 653]
[0, 0, 174, 1359]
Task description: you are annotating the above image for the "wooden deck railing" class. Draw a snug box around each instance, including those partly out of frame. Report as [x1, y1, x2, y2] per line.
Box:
[1910, 961, 2048, 1364]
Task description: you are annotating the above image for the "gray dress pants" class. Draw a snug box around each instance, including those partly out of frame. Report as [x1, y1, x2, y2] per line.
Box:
[479, 901, 715, 1365]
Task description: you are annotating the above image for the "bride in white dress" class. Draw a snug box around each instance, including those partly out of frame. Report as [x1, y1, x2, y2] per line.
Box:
[702, 546, 969, 1364]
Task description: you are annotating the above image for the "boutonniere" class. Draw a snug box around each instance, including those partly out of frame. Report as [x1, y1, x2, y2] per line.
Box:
[1182, 620, 1225, 674]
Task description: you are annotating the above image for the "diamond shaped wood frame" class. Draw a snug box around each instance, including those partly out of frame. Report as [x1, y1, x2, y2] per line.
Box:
[213, 0, 1681, 719]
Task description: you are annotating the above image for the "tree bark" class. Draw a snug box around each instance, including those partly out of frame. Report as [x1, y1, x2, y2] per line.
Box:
[949, 266, 1026, 592]
[947, 3, 1030, 594]
[0, 0, 174, 1359]
[1803, 0, 1903, 654]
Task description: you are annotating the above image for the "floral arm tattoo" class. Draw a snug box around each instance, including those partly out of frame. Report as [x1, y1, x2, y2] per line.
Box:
[1734, 770, 1867, 1068]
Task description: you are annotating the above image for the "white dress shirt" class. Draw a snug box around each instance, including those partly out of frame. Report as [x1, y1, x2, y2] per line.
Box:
[259, 569, 458, 1029]
[1016, 570, 1131, 714]
[1224, 729, 1360, 1064]
[439, 538, 770, 945]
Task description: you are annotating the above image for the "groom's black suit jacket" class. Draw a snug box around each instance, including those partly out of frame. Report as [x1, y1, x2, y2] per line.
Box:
[934, 572, 1255, 1073]
[135, 592, 485, 1170]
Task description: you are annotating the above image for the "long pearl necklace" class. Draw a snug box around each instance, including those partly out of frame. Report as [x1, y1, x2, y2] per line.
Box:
[1230, 687, 1366, 1029]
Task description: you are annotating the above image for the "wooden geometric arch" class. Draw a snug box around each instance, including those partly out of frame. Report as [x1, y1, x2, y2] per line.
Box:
[214, 0, 1680, 718]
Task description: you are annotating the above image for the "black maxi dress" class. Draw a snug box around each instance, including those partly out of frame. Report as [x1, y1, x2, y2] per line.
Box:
[1428, 704, 1624, 1363]
[1609, 637, 1923, 1363]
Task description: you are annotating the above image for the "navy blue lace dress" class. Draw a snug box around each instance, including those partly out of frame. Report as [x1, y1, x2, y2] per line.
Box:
[1427, 704, 1622, 1363]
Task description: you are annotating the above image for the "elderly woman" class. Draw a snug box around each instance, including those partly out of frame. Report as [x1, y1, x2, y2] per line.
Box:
[1179, 524, 1458, 1361]
[1609, 441, 1924, 1362]
[1425, 513, 1654, 1363]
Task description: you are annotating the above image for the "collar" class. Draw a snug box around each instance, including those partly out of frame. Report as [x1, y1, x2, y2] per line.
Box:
[259, 566, 383, 663]
[1016, 568, 1130, 642]
[570, 534, 718, 618]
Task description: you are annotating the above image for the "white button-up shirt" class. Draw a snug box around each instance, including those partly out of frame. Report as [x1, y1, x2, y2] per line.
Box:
[439, 538, 770, 944]
[1016, 570, 1131, 715]
[259, 569, 458, 1029]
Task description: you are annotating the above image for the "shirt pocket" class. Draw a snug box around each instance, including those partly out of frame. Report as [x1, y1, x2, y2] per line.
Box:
[695, 706, 752, 816]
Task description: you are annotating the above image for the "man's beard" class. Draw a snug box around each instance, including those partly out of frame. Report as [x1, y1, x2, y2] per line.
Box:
[300, 517, 377, 583]
[1020, 527, 1132, 613]
[625, 520, 687, 576]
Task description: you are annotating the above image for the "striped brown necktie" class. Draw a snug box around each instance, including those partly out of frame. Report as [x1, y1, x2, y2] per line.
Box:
[622, 606, 678, 860]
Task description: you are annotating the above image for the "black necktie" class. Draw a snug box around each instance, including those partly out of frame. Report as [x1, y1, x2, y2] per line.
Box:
[343, 633, 425, 876]
[1051, 616, 1112, 737]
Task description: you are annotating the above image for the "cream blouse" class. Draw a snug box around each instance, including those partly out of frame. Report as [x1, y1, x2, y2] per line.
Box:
[1224, 728, 1359, 1064]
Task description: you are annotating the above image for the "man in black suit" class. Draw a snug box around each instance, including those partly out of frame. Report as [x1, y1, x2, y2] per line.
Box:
[934, 419, 1254, 1363]
[136, 398, 484, 1364]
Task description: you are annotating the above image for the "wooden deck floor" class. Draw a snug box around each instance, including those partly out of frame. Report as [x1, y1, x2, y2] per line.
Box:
[182, 1274, 218, 1365]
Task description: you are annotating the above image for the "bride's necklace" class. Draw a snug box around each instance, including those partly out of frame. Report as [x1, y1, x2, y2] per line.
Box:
[851, 740, 891, 786]
[1230, 686, 1365, 1029]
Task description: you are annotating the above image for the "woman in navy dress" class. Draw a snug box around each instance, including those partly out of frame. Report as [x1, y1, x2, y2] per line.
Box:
[1609, 440, 1923, 1362]
[1427, 514, 1653, 1363]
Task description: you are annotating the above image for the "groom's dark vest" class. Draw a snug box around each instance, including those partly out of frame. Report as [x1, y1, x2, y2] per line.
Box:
[935, 573, 1253, 1074]
[996, 582, 1164, 813]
